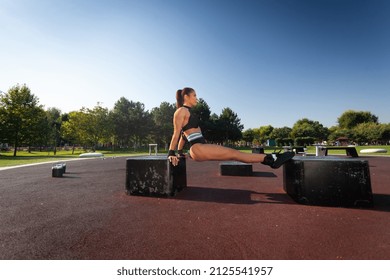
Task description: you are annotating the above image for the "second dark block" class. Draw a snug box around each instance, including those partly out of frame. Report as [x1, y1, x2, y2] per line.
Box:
[220, 161, 253, 176]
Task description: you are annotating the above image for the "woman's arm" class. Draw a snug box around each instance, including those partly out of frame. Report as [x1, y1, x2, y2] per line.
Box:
[177, 133, 187, 156]
[168, 109, 185, 165]
[168, 109, 184, 150]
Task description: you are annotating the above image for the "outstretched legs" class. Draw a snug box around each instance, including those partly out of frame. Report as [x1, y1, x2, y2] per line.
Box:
[189, 143, 265, 162]
[189, 143, 294, 168]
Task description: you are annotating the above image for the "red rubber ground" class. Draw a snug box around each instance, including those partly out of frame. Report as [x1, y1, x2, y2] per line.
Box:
[0, 155, 389, 259]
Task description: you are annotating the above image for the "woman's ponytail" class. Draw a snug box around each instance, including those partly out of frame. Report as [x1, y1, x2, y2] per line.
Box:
[176, 89, 184, 108]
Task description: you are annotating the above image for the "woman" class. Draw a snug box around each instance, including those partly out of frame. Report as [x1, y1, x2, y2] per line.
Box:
[168, 87, 294, 168]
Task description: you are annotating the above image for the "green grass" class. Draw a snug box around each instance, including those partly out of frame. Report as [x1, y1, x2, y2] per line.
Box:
[305, 145, 390, 155]
[1, 145, 389, 168]
[0, 149, 149, 168]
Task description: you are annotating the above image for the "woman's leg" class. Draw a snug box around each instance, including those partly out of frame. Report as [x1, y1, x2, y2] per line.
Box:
[189, 143, 266, 163]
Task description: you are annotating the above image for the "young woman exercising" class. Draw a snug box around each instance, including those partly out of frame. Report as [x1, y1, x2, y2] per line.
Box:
[168, 87, 295, 167]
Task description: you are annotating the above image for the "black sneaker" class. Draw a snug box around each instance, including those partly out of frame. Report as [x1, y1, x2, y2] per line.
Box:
[270, 151, 295, 169]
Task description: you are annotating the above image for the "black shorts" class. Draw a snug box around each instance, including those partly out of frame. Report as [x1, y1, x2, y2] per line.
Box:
[189, 136, 206, 147]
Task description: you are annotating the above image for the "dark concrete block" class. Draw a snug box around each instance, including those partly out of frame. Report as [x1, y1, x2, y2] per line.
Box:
[220, 161, 253, 176]
[283, 157, 373, 207]
[52, 164, 64, 177]
[126, 155, 186, 197]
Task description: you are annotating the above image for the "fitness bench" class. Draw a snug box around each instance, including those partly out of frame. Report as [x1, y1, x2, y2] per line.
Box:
[323, 146, 358, 157]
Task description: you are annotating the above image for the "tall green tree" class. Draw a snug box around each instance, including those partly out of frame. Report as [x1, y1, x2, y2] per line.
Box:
[380, 123, 390, 144]
[0, 113, 4, 146]
[61, 104, 111, 151]
[218, 107, 243, 144]
[26, 107, 50, 151]
[338, 110, 378, 129]
[61, 111, 82, 153]
[0, 84, 43, 156]
[206, 113, 223, 144]
[110, 97, 132, 147]
[46, 107, 62, 154]
[353, 123, 378, 144]
[353, 123, 387, 145]
[242, 128, 256, 145]
[150, 102, 176, 149]
[87, 104, 112, 149]
[291, 118, 329, 141]
[251, 128, 261, 145]
[111, 97, 151, 149]
[269, 126, 292, 140]
[61, 110, 88, 149]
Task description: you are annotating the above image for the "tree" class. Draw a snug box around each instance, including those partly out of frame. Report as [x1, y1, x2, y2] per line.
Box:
[111, 97, 151, 149]
[269, 126, 292, 140]
[0, 108, 5, 145]
[207, 113, 224, 144]
[242, 128, 256, 145]
[379, 123, 390, 144]
[87, 104, 112, 149]
[251, 128, 261, 145]
[353, 123, 384, 145]
[338, 110, 378, 129]
[269, 126, 292, 146]
[26, 107, 50, 151]
[61, 110, 88, 149]
[0, 84, 43, 156]
[258, 125, 274, 144]
[110, 97, 132, 147]
[61, 104, 111, 151]
[328, 126, 353, 143]
[290, 118, 329, 142]
[218, 107, 243, 144]
[46, 107, 62, 154]
[150, 102, 176, 149]
[61, 111, 81, 153]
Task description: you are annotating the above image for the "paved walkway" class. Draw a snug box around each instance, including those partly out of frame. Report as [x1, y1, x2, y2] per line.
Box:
[1, 156, 389, 259]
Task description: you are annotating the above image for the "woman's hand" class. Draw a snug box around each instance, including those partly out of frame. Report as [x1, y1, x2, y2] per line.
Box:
[168, 155, 180, 166]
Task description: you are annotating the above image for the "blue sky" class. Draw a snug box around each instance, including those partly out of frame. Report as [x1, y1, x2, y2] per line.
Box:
[1, 0, 389, 129]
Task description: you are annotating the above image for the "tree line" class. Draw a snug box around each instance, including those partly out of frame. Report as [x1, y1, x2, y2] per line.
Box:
[1, 84, 389, 156]
[243, 114, 390, 147]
